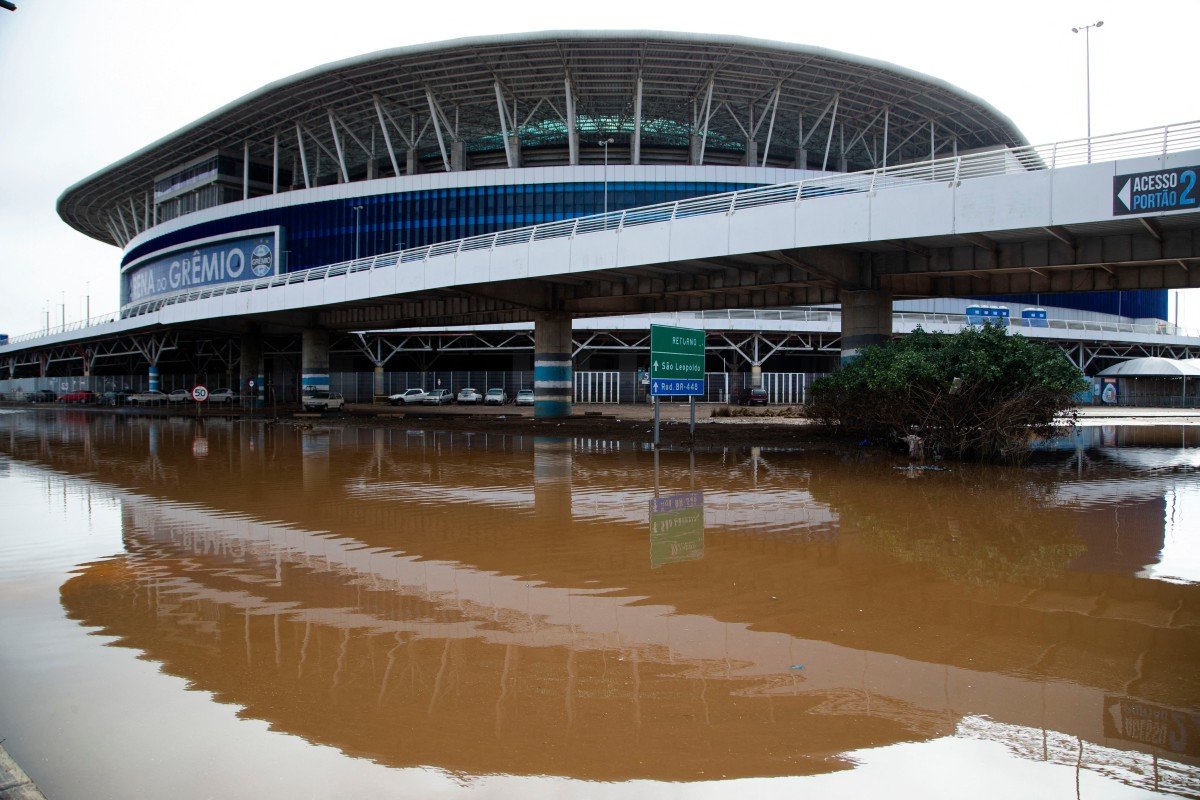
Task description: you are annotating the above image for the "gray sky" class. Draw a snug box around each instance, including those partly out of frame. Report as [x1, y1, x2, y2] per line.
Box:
[1, 0, 1197, 337]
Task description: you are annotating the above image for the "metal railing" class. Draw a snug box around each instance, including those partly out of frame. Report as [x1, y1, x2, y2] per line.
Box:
[7, 119, 1200, 348]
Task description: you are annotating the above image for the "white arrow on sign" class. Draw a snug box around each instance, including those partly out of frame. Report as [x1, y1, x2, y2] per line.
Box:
[653, 360, 660, 370]
[1117, 179, 1132, 211]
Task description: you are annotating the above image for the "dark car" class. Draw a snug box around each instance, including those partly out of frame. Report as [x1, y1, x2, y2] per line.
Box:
[97, 391, 128, 406]
[29, 389, 57, 403]
[734, 387, 768, 406]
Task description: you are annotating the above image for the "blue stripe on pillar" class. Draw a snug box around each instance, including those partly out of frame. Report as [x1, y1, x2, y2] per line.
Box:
[534, 352, 572, 418]
[301, 373, 330, 391]
[148, 365, 160, 392]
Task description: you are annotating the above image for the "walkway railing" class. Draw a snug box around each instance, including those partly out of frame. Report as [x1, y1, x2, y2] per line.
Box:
[7, 119, 1200, 348]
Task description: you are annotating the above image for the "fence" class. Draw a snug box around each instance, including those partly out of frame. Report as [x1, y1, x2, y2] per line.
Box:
[2, 371, 826, 405]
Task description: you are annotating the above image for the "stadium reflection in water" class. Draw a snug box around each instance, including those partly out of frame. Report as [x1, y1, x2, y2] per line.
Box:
[1, 410, 1199, 797]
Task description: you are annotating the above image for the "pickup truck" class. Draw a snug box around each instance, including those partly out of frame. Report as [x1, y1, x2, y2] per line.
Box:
[301, 391, 345, 411]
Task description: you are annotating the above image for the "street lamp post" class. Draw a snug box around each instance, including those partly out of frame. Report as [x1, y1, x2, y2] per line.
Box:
[599, 137, 614, 226]
[353, 205, 364, 260]
[1072, 20, 1104, 162]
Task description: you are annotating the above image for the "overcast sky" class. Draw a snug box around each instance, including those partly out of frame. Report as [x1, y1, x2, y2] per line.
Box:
[1, 0, 1198, 336]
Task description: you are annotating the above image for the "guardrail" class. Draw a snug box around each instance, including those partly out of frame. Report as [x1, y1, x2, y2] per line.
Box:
[7, 119, 1200, 348]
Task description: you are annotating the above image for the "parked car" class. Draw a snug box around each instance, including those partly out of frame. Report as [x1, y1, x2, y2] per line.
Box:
[423, 389, 454, 405]
[457, 387, 483, 405]
[388, 388, 427, 405]
[484, 388, 509, 405]
[301, 391, 345, 411]
[207, 388, 239, 404]
[515, 389, 535, 406]
[734, 387, 768, 406]
[59, 390, 96, 404]
[97, 391, 127, 407]
[167, 388, 193, 404]
[127, 390, 168, 406]
[29, 389, 57, 403]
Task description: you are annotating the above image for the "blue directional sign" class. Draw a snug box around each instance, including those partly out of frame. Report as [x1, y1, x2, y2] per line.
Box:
[1113, 166, 1199, 216]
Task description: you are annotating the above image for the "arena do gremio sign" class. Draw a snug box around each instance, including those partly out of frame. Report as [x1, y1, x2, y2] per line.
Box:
[1113, 166, 1199, 215]
[121, 227, 282, 305]
[650, 324, 705, 397]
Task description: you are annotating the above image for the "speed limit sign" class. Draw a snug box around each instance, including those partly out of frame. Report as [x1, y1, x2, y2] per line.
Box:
[191, 385, 209, 403]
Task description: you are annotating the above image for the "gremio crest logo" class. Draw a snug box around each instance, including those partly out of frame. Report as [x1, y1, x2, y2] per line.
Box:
[250, 243, 274, 277]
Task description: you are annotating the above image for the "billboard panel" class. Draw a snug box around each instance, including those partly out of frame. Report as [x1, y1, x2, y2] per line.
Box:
[121, 227, 282, 306]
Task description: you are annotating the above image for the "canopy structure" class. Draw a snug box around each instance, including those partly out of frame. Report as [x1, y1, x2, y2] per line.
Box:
[57, 30, 1028, 248]
[1097, 358, 1200, 377]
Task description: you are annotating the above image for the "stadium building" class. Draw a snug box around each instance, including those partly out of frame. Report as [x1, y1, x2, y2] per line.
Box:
[3, 31, 1199, 410]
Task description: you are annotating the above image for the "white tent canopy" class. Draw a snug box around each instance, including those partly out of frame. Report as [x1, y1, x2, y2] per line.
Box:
[1097, 357, 1200, 377]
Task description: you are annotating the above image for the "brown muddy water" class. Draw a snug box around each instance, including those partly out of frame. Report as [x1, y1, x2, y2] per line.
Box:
[1, 409, 1199, 798]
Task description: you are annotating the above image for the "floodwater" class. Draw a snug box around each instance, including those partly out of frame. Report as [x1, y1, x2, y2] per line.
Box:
[1, 411, 1199, 799]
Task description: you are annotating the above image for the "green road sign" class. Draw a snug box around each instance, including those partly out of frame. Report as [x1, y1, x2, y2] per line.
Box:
[650, 324, 706, 397]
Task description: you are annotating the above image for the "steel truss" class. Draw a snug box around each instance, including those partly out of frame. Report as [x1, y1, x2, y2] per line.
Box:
[7, 327, 1200, 381]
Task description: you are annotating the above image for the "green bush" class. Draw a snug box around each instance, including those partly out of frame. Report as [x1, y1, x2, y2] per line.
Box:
[808, 325, 1088, 460]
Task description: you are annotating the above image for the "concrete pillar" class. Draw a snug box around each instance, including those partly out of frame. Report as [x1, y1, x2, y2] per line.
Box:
[240, 333, 264, 408]
[744, 140, 758, 167]
[301, 329, 330, 394]
[794, 148, 808, 169]
[148, 364, 160, 392]
[450, 141, 467, 172]
[534, 313, 572, 418]
[751, 363, 762, 388]
[373, 366, 385, 399]
[406, 149, 419, 175]
[840, 289, 893, 365]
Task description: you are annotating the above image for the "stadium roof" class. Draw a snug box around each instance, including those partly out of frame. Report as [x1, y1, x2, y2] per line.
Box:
[58, 30, 1029, 247]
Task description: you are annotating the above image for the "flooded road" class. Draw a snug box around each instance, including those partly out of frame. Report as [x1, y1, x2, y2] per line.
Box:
[1, 410, 1198, 798]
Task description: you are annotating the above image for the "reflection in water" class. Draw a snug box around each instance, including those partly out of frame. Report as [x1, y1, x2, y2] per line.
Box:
[2, 412, 1200, 795]
[649, 490, 705, 568]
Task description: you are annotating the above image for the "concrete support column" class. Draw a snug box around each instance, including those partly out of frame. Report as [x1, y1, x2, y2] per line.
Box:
[373, 366, 385, 398]
[450, 141, 467, 171]
[751, 364, 762, 388]
[534, 313, 573, 418]
[301, 329, 330, 394]
[744, 140, 758, 167]
[240, 333, 264, 408]
[148, 364, 160, 392]
[840, 289, 893, 365]
[406, 149, 419, 175]
[794, 148, 808, 169]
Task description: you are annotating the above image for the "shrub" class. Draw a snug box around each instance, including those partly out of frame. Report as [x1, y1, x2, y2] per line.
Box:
[808, 325, 1088, 460]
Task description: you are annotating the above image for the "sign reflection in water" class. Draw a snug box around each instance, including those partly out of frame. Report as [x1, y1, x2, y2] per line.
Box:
[1, 412, 1200, 797]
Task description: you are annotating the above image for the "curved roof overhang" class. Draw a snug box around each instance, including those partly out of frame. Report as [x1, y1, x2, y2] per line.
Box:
[58, 30, 1029, 247]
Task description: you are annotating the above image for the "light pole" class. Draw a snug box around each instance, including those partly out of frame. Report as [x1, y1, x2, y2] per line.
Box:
[1072, 20, 1103, 162]
[353, 205, 364, 260]
[598, 137, 614, 224]
[85, 281, 90, 324]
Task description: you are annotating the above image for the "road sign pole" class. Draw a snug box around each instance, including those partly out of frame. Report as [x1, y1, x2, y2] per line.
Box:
[653, 396, 660, 447]
[689, 396, 695, 439]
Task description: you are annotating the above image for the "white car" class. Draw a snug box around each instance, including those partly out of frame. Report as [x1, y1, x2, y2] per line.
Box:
[127, 390, 168, 406]
[388, 388, 427, 405]
[208, 388, 240, 404]
[515, 389, 535, 406]
[167, 388, 192, 404]
[301, 391, 344, 411]
[457, 387, 483, 404]
[484, 388, 509, 405]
